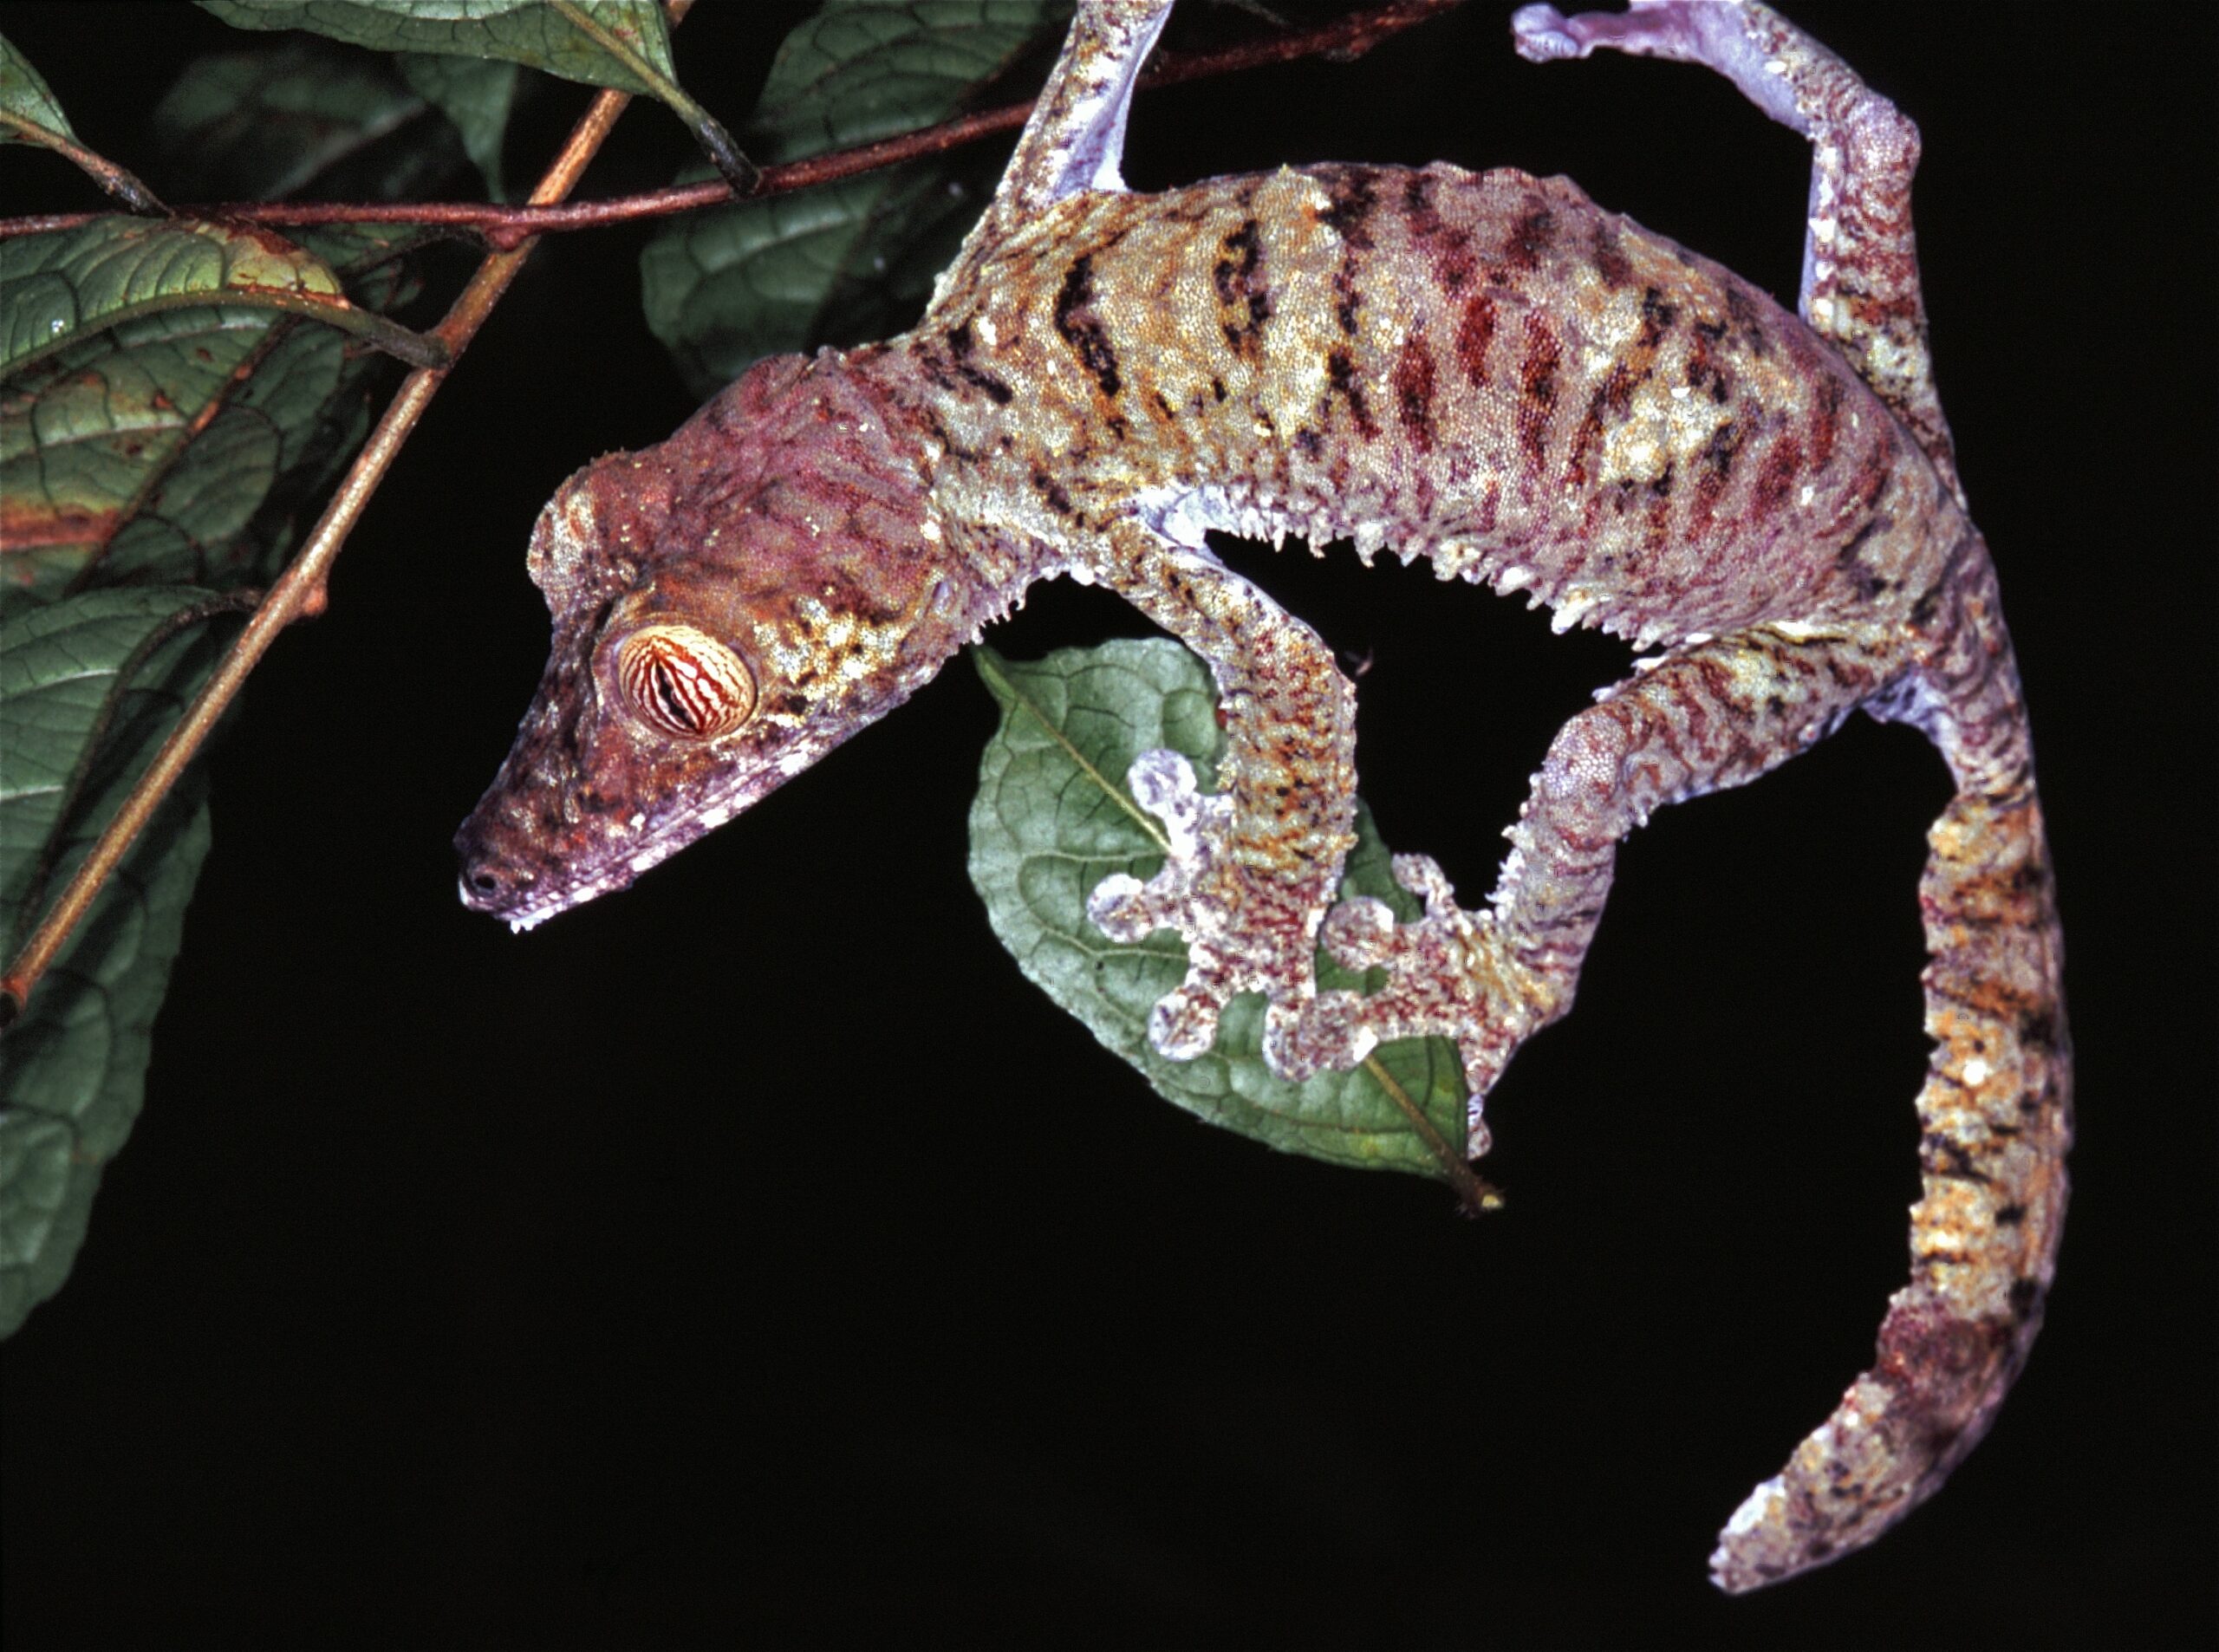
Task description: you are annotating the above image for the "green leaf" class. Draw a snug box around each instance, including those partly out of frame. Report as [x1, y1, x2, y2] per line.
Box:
[152, 40, 464, 203]
[748, 1, 1066, 164]
[0, 30, 76, 145]
[1, 587, 225, 1337]
[0, 220, 444, 615]
[0, 32, 162, 211]
[0, 215, 441, 389]
[396, 51, 523, 199]
[969, 641, 1481, 1188]
[640, 1, 1064, 395]
[197, 0, 749, 190]
[642, 162, 991, 398]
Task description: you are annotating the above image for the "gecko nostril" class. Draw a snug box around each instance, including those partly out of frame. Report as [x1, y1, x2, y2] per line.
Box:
[465, 866, 503, 895]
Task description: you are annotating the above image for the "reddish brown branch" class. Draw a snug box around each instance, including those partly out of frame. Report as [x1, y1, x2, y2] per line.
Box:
[0, 77, 645, 1025]
[0, 0, 1465, 250]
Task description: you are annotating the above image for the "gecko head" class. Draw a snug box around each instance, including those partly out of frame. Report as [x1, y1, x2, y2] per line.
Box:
[454, 351, 974, 931]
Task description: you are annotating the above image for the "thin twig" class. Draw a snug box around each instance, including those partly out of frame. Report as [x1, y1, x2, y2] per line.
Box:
[0, 0, 1467, 1024]
[0, 0, 1466, 250]
[0, 73, 643, 1026]
[0, 109, 165, 213]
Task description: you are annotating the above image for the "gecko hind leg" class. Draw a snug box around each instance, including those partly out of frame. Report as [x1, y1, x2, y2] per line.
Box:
[1297, 627, 1888, 1160]
[1512, 0, 1962, 500]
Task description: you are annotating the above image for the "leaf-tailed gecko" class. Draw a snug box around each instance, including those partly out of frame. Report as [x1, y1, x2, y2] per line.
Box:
[455, 0, 2069, 1592]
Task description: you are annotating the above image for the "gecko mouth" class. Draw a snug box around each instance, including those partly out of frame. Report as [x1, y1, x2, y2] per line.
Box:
[452, 815, 653, 932]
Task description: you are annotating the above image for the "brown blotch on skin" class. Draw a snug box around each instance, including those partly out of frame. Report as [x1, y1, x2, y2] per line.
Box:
[1326, 348, 1379, 440]
[1214, 219, 1271, 360]
[1809, 370, 1844, 471]
[1316, 165, 1381, 250]
[1456, 291, 1498, 386]
[1753, 433, 1806, 518]
[1727, 284, 1772, 357]
[1516, 323, 1561, 469]
[1506, 204, 1558, 270]
[941, 321, 1013, 403]
[1593, 221, 1634, 288]
[1053, 254, 1123, 400]
[1393, 334, 1436, 452]
[1030, 466, 1075, 517]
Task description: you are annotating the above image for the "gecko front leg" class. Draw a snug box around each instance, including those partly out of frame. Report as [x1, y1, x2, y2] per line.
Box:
[1079, 516, 1373, 1080]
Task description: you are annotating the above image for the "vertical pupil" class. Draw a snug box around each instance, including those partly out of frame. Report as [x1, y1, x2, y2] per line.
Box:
[621, 630, 747, 738]
[650, 659, 694, 728]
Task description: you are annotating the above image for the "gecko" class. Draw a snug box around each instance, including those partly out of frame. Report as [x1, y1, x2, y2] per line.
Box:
[454, 0, 2070, 1592]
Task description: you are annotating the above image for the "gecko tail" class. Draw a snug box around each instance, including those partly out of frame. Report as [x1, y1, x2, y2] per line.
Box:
[1710, 783, 2072, 1592]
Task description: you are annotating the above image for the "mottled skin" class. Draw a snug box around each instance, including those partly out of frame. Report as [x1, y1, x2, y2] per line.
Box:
[457, 1, 2068, 1593]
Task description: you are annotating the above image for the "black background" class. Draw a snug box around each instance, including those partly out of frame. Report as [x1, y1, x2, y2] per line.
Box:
[3, 3, 2211, 1647]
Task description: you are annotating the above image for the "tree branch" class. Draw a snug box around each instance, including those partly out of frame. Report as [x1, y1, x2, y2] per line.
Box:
[0, 0, 1466, 250]
[0, 51, 651, 1027]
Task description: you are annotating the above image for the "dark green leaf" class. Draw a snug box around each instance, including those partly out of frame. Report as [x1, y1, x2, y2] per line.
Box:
[1, 587, 225, 1337]
[0, 32, 161, 211]
[0, 30, 76, 146]
[152, 40, 464, 203]
[748, 1, 1066, 165]
[0, 214, 443, 390]
[641, 161, 990, 399]
[199, 0, 667, 91]
[197, 0, 745, 187]
[968, 641, 1474, 1181]
[396, 51, 523, 199]
[0, 221, 430, 615]
[641, 1, 1064, 394]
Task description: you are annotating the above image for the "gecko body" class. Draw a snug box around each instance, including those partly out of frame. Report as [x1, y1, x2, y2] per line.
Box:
[457, 1, 2068, 1593]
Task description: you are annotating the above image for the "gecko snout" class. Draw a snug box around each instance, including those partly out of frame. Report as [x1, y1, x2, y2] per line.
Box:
[452, 822, 537, 917]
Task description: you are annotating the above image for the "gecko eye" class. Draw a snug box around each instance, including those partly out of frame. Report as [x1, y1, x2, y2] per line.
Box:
[615, 624, 756, 740]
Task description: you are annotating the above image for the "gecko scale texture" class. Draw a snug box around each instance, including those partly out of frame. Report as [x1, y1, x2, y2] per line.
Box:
[456, 1, 2069, 1593]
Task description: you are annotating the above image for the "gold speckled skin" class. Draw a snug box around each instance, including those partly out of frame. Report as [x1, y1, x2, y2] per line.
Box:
[457, 1, 2066, 1595]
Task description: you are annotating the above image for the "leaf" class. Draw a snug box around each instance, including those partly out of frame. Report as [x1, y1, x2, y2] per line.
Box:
[748, 1, 1066, 162]
[0, 32, 162, 211]
[968, 641, 1478, 1186]
[0, 30, 76, 145]
[642, 163, 991, 399]
[197, 0, 749, 190]
[151, 39, 465, 203]
[0, 222, 435, 615]
[0, 215, 441, 391]
[640, 1, 1064, 395]
[0, 588, 225, 1337]
[396, 51, 523, 199]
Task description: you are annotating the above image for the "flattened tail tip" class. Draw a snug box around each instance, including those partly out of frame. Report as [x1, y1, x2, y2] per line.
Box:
[1708, 1477, 1801, 1595]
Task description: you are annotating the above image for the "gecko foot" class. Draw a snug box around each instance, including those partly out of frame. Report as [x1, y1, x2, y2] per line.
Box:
[1298, 854, 1566, 1158]
[1087, 748, 1337, 1066]
[1512, 2, 1698, 66]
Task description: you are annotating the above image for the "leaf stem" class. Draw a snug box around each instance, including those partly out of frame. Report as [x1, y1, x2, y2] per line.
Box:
[1360, 1054, 1503, 1212]
[0, 68, 644, 1029]
[0, 107, 165, 213]
[547, 0, 758, 196]
[0, 0, 1465, 248]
